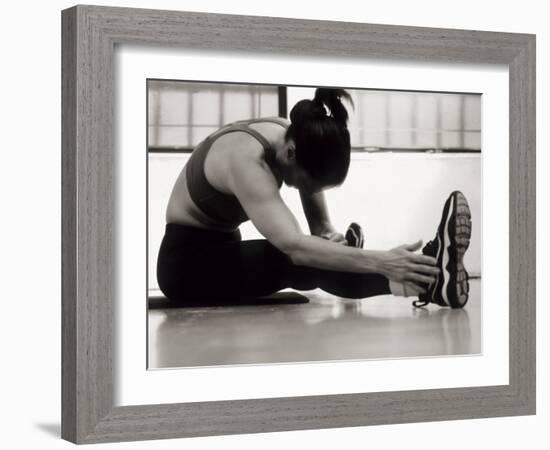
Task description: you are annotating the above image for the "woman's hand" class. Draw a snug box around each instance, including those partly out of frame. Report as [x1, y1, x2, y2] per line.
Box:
[378, 240, 440, 285]
[319, 229, 348, 245]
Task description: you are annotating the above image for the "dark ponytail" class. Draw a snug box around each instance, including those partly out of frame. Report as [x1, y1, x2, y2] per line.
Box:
[286, 88, 354, 187]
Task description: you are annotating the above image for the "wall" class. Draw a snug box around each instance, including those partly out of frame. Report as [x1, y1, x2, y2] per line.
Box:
[1, 1, 547, 450]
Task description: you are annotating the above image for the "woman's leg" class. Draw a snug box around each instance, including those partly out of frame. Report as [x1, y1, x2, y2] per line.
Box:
[187, 234, 391, 301]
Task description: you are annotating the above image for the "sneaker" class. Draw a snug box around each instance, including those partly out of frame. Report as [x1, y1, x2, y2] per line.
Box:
[412, 191, 472, 309]
[345, 222, 364, 248]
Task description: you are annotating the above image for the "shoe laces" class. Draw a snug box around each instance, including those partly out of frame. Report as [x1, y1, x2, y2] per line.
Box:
[412, 299, 429, 308]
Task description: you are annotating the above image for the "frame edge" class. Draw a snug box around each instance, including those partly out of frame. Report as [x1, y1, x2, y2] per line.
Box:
[508, 33, 536, 415]
[61, 4, 537, 444]
[61, 5, 78, 444]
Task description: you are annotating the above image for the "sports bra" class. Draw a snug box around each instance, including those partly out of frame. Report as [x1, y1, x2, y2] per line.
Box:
[186, 117, 289, 228]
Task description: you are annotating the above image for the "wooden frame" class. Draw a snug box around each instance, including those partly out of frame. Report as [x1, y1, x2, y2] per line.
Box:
[61, 5, 536, 444]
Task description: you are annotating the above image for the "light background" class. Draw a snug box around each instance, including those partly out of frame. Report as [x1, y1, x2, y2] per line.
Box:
[0, 0, 546, 449]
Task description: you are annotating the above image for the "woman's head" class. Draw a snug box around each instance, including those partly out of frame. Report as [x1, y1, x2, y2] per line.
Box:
[282, 88, 354, 192]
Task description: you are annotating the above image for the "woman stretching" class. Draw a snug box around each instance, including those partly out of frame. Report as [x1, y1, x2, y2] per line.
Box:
[157, 88, 472, 309]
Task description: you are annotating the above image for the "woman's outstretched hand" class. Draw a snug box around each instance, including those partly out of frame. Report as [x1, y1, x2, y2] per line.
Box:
[378, 240, 440, 286]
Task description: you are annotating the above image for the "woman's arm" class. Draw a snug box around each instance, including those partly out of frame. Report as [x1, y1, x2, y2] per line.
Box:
[228, 146, 439, 285]
[299, 189, 333, 236]
[299, 189, 347, 244]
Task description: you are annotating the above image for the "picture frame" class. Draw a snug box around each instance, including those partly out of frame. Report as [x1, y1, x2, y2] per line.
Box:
[61, 4, 536, 444]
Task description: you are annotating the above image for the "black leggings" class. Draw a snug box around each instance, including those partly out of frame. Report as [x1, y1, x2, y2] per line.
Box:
[156, 223, 391, 304]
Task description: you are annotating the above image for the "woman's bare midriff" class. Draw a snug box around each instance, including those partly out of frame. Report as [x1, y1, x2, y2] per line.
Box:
[165, 120, 287, 232]
[166, 168, 241, 232]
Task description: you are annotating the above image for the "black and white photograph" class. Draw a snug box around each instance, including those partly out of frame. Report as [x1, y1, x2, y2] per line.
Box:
[146, 80, 481, 369]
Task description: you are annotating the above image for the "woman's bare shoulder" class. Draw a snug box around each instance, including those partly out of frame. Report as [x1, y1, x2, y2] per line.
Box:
[226, 132, 270, 165]
[227, 138, 279, 191]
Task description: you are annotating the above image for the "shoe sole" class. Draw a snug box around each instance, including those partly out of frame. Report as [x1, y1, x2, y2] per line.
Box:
[434, 191, 471, 308]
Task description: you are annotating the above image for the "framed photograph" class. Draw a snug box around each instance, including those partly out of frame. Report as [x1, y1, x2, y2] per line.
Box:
[62, 5, 536, 444]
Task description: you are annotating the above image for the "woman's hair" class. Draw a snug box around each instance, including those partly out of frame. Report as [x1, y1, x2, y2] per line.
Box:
[285, 88, 354, 188]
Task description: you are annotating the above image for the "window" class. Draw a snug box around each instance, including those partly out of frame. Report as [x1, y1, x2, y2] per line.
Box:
[349, 90, 481, 151]
[147, 80, 281, 151]
[286, 87, 481, 152]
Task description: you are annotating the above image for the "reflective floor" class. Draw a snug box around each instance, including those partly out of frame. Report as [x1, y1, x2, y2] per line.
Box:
[148, 279, 481, 369]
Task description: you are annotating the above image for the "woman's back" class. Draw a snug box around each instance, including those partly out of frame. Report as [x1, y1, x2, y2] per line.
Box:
[166, 117, 289, 231]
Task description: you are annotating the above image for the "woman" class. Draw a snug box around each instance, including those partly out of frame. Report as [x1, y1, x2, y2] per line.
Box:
[157, 88, 471, 308]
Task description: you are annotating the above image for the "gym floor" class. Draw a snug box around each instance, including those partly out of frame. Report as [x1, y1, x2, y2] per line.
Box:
[147, 279, 481, 369]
